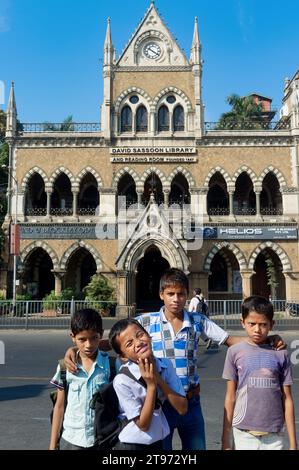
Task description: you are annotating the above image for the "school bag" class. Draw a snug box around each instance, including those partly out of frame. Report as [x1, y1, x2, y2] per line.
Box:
[49, 359, 68, 450]
[195, 295, 209, 316]
[90, 366, 161, 450]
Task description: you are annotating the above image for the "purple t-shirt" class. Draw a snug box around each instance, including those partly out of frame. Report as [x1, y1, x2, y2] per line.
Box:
[222, 341, 293, 433]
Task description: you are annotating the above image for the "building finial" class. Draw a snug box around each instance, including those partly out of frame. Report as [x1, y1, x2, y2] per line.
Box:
[6, 82, 17, 138]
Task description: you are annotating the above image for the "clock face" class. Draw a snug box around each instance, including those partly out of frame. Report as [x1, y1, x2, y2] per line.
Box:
[143, 42, 161, 59]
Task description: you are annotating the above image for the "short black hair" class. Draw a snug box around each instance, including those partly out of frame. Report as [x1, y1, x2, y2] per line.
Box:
[109, 318, 150, 355]
[71, 308, 103, 336]
[241, 296, 274, 321]
[159, 268, 189, 294]
[193, 288, 202, 295]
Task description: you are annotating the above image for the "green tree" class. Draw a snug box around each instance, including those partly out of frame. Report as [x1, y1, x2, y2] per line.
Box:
[43, 115, 74, 131]
[84, 274, 115, 312]
[216, 94, 264, 130]
[265, 258, 279, 300]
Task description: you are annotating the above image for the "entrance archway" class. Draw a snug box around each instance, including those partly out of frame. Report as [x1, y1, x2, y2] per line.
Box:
[23, 248, 55, 299]
[64, 248, 97, 293]
[252, 249, 285, 299]
[136, 245, 169, 311]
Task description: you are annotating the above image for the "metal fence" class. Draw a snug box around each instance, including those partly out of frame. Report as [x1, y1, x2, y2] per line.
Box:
[0, 299, 298, 330]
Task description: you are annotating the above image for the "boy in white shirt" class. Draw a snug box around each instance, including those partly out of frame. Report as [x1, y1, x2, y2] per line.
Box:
[109, 318, 187, 451]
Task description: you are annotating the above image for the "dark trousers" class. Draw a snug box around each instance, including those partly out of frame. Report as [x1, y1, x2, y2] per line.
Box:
[113, 440, 163, 451]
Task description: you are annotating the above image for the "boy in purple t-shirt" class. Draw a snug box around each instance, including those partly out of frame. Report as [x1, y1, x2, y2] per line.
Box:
[222, 295, 297, 450]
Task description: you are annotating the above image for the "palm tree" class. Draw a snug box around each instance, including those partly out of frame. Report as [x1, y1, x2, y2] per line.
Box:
[216, 94, 264, 130]
[43, 115, 74, 131]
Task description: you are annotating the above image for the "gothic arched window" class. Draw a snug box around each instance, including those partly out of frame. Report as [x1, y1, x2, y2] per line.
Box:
[121, 105, 132, 132]
[173, 105, 184, 131]
[158, 105, 169, 132]
[136, 105, 148, 132]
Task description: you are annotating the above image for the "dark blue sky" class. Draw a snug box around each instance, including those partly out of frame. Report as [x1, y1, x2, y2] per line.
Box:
[1, 0, 299, 123]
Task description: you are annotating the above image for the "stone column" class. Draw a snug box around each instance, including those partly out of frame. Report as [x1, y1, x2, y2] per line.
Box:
[254, 184, 262, 217]
[72, 190, 79, 218]
[283, 271, 299, 301]
[163, 189, 169, 209]
[137, 189, 143, 209]
[149, 108, 155, 136]
[116, 270, 130, 318]
[46, 190, 52, 218]
[240, 270, 254, 298]
[52, 271, 66, 296]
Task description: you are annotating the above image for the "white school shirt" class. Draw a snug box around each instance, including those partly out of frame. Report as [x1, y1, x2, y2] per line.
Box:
[114, 357, 185, 445]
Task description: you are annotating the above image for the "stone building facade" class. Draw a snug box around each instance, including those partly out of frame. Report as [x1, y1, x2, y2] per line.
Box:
[3, 3, 299, 310]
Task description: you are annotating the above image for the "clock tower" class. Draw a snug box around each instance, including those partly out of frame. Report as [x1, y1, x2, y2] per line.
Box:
[101, 2, 204, 139]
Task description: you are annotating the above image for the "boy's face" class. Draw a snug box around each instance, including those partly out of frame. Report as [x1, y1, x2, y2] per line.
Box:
[160, 284, 188, 316]
[241, 311, 274, 345]
[117, 323, 153, 363]
[71, 329, 102, 359]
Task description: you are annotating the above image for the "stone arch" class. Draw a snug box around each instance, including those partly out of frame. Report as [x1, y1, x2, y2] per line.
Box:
[49, 167, 76, 189]
[60, 241, 103, 271]
[153, 87, 192, 111]
[114, 87, 153, 113]
[112, 167, 140, 189]
[167, 166, 196, 188]
[204, 242, 247, 272]
[258, 166, 287, 188]
[204, 166, 232, 188]
[248, 242, 292, 272]
[21, 167, 48, 191]
[21, 242, 59, 270]
[140, 167, 167, 187]
[232, 166, 258, 184]
[121, 237, 189, 272]
[76, 167, 103, 188]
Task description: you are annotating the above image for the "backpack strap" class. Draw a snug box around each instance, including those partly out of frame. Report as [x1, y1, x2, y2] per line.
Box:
[120, 366, 162, 409]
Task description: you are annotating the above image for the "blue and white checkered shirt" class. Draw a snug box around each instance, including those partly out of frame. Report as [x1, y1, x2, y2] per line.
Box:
[136, 307, 228, 391]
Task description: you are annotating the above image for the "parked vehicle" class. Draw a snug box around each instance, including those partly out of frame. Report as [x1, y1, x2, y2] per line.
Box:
[285, 302, 299, 317]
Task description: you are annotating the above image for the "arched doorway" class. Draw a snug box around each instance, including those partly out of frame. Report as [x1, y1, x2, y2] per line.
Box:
[64, 248, 97, 294]
[136, 245, 169, 311]
[208, 248, 242, 300]
[252, 249, 285, 299]
[23, 248, 55, 299]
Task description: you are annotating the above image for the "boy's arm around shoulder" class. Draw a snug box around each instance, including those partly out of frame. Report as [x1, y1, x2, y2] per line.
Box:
[224, 334, 286, 350]
[49, 388, 65, 450]
[64, 339, 111, 373]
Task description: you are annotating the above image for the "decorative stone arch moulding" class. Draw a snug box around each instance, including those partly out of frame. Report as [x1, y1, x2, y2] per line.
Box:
[75, 167, 103, 188]
[153, 87, 192, 112]
[203, 166, 232, 188]
[134, 30, 172, 54]
[232, 166, 258, 184]
[167, 166, 196, 188]
[112, 167, 140, 189]
[114, 87, 153, 114]
[49, 167, 76, 190]
[60, 241, 103, 271]
[21, 167, 49, 191]
[248, 242, 292, 272]
[21, 241, 59, 270]
[140, 167, 167, 189]
[204, 242, 247, 272]
[258, 166, 287, 189]
[122, 237, 189, 272]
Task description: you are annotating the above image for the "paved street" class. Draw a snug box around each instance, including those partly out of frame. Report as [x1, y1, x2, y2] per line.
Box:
[0, 329, 298, 450]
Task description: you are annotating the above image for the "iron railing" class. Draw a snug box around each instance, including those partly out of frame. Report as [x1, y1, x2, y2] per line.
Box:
[205, 121, 291, 131]
[1, 299, 298, 329]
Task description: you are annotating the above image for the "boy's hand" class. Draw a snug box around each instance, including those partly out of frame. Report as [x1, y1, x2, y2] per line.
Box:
[268, 334, 286, 350]
[137, 357, 156, 386]
[64, 347, 78, 373]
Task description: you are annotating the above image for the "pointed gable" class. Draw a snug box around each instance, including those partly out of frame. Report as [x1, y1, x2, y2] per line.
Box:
[117, 3, 189, 67]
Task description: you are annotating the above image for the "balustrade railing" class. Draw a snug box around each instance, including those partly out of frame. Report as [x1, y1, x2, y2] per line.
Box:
[205, 120, 290, 131]
[20, 122, 101, 133]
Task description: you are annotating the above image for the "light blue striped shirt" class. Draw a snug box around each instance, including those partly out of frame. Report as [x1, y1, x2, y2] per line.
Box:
[50, 350, 110, 448]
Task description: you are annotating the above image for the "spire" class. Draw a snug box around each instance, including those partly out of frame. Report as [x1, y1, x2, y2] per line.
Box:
[6, 82, 17, 138]
[190, 16, 201, 65]
[104, 17, 115, 65]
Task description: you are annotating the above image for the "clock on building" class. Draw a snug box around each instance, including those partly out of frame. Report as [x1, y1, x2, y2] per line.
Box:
[143, 42, 161, 59]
